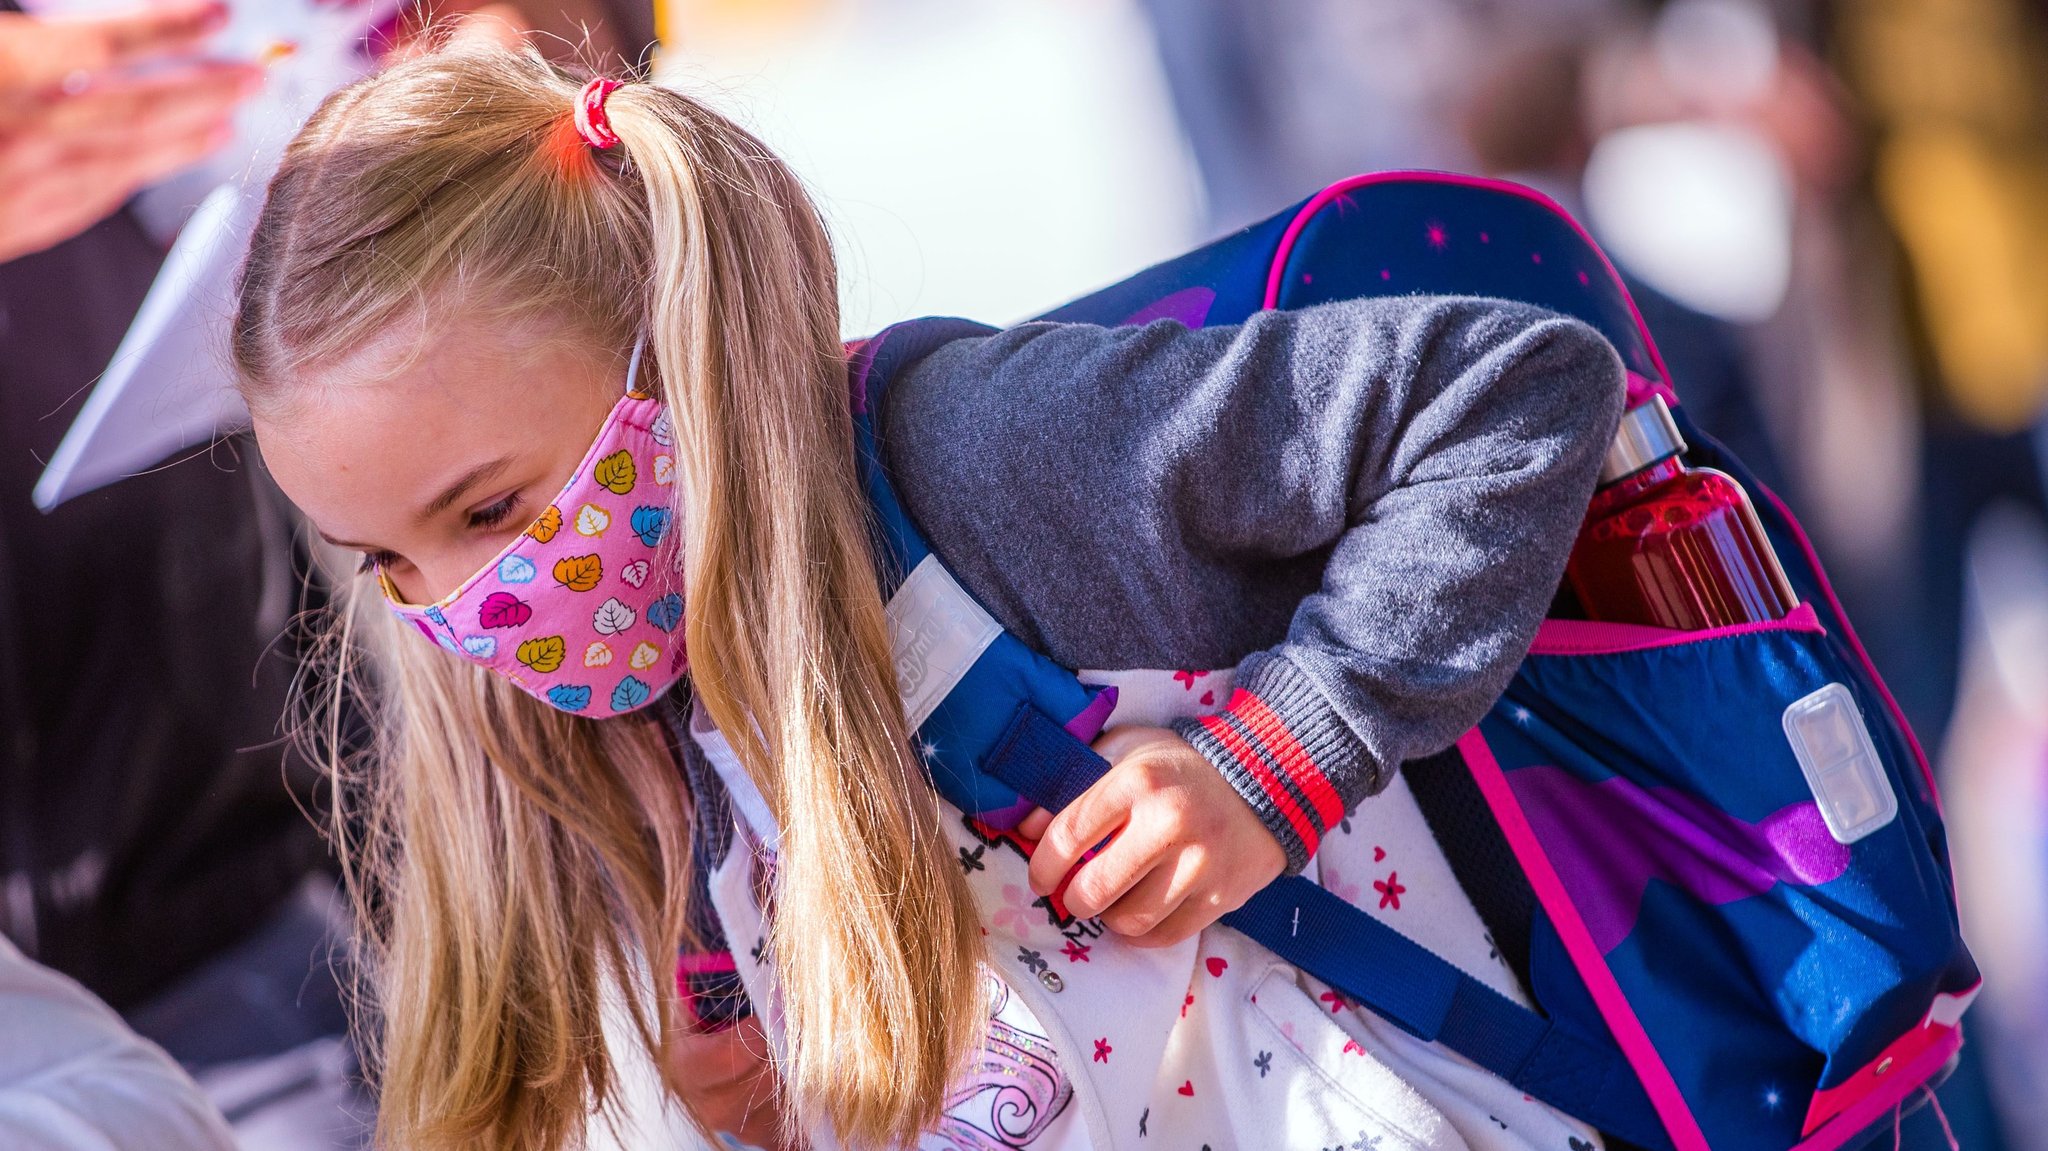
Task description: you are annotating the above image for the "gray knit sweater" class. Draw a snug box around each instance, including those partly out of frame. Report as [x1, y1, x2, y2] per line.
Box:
[879, 295, 1626, 871]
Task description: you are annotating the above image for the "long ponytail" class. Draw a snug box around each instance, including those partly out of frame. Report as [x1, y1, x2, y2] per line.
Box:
[603, 83, 989, 1145]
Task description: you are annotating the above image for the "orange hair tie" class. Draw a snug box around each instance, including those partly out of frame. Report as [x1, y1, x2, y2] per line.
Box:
[574, 77, 625, 150]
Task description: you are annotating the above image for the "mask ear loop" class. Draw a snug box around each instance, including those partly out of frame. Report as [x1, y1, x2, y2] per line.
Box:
[625, 336, 649, 398]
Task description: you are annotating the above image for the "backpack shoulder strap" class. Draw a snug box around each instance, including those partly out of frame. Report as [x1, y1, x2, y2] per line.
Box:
[849, 319, 1116, 826]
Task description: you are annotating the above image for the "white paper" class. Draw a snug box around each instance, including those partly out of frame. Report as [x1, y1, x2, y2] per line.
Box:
[28, 0, 406, 509]
[33, 183, 256, 510]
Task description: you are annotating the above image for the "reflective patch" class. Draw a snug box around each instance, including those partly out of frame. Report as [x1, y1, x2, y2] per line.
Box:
[1783, 683, 1898, 844]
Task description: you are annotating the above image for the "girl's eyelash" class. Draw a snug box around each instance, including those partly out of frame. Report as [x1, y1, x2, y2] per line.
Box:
[468, 493, 523, 530]
[349, 495, 524, 577]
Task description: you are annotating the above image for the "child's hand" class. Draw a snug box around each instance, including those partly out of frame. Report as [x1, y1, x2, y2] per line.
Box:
[1018, 726, 1286, 948]
[663, 1018, 795, 1151]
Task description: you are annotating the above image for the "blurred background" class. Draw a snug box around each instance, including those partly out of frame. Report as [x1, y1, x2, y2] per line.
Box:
[651, 0, 2048, 1144]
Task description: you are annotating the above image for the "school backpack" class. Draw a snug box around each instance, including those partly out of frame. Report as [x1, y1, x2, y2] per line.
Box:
[848, 171, 1980, 1151]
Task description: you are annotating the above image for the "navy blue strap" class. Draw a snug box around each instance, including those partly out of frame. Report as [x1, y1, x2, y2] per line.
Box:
[980, 704, 1669, 1149]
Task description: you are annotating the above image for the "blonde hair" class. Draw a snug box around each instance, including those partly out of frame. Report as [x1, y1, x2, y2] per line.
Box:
[234, 49, 985, 1151]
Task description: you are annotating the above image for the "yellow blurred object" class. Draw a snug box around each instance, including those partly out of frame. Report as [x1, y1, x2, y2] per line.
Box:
[657, 0, 835, 46]
[1877, 129, 2048, 431]
[259, 40, 298, 66]
[1840, 0, 2048, 432]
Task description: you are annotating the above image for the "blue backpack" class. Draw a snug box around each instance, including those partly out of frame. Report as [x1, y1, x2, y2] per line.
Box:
[849, 172, 1980, 1151]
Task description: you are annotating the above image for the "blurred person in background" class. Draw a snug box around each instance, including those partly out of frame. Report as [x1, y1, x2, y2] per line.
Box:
[1134, 0, 1791, 498]
[0, 2, 654, 1148]
[0, 931, 234, 1150]
[1831, 0, 2048, 1144]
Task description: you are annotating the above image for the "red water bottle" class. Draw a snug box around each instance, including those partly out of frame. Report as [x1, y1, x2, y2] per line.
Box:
[1565, 396, 1797, 629]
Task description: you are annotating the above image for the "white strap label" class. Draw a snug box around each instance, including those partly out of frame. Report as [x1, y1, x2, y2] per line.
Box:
[886, 555, 1002, 734]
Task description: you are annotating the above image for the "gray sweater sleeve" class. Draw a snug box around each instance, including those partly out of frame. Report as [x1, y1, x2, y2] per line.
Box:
[882, 295, 1625, 870]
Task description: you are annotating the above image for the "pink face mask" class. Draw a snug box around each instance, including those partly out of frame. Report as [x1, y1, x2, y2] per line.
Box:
[379, 344, 688, 715]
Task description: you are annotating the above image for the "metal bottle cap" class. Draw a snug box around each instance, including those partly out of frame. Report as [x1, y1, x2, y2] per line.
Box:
[1599, 394, 1688, 485]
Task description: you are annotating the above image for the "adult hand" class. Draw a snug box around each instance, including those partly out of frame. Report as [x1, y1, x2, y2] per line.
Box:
[0, 1, 259, 263]
[1020, 726, 1287, 948]
[664, 1018, 796, 1151]
[0, 0, 228, 95]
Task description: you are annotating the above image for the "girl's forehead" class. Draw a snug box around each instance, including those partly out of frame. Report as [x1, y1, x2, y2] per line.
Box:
[251, 323, 624, 530]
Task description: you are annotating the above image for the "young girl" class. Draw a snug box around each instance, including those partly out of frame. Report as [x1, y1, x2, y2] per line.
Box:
[233, 48, 1625, 1151]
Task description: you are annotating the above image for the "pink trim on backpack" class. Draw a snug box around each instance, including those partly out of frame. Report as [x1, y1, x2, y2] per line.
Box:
[1792, 1023, 1964, 1149]
[1261, 170, 1679, 394]
[1529, 603, 1825, 657]
[1455, 728, 1710, 1151]
[1756, 485, 1943, 814]
[1625, 370, 1680, 411]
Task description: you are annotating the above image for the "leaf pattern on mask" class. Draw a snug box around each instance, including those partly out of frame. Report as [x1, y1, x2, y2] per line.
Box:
[527, 505, 563, 543]
[547, 684, 592, 712]
[517, 635, 566, 674]
[646, 593, 684, 632]
[383, 395, 685, 718]
[630, 505, 672, 548]
[611, 676, 653, 712]
[595, 451, 637, 495]
[592, 597, 636, 635]
[478, 592, 533, 629]
[553, 554, 603, 592]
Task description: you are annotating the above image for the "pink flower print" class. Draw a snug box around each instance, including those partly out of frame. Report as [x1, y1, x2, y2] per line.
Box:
[1172, 669, 1209, 691]
[1093, 1038, 1111, 1063]
[1061, 939, 1091, 963]
[1374, 872, 1406, 911]
[1321, 865, 1363, 906]
[991, 884, 1038, 941]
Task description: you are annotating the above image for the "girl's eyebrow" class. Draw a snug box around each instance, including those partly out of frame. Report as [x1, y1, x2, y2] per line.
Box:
[308, 458, 519, 554]
[419, 457, 514, 521]
[316, 529, 375, 552]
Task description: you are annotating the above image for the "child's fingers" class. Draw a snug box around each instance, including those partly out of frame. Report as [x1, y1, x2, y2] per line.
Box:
[1134, 879, 1244, 949]
[1015, 807, 1052, 840]
[1060, 826, 1164, 920]
[1096, 860, 1190, 941]
[1026, 777, 1130, 897]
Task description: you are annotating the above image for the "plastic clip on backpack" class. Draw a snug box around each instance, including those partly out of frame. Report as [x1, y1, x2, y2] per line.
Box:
[848, 172, 1979, 1151]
